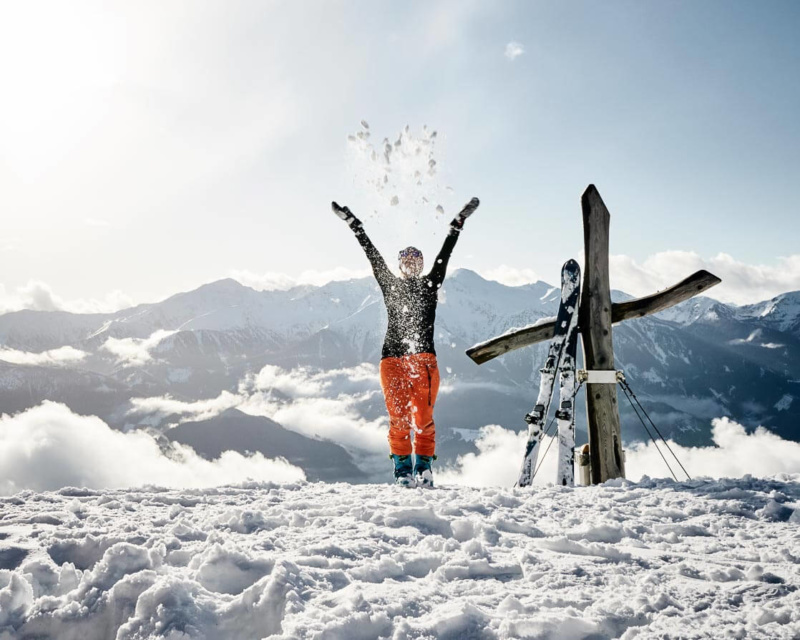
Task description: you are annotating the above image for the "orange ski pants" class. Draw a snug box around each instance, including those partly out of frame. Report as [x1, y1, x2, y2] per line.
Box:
[380, 352, 440, 456]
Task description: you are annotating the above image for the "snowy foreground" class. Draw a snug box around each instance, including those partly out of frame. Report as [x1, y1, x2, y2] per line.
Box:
[1, 476, 799, 640]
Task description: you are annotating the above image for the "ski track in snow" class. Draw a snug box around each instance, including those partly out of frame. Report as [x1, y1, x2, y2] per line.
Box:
[1, 476, 799, 639]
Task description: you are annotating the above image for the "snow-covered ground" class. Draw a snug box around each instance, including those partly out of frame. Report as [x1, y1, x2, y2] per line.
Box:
[1, 476, 798, 639]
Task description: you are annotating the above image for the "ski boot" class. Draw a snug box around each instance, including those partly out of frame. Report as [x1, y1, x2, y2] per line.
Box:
[390, 454, 415, 488]
[414, 454, 436, 489]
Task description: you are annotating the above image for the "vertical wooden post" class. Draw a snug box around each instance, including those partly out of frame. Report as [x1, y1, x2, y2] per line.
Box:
[579, 185, 626, 483]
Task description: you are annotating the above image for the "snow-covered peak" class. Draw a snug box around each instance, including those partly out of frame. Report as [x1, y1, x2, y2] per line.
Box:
[451, 269, 555, 294]
[193, 277, 253, 295]
[656, 296, 730, 325]
[448, 268, 495, 287]
[737, 290, 800, 334]
[152, 278, 258, 311]
[610, 289, 635, 303]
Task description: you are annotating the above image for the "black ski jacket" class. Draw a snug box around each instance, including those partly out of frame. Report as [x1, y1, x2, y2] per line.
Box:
[354, 227, 460, 359]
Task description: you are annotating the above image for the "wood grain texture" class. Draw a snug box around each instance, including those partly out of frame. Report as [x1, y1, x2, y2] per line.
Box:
[465, 270, 720, 364]
[579, 184, 625, 483]
[466, 322, 557, 365]
[612, 270, 721, 322]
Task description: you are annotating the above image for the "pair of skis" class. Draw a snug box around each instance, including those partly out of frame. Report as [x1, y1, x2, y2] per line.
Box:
[517, 259, 582, 487]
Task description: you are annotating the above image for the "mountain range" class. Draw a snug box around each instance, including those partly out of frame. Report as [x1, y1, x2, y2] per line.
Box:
[1, 270, 798, 480]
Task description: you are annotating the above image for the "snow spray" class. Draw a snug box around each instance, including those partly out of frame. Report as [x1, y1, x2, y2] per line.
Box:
[344, 121, 457, 264]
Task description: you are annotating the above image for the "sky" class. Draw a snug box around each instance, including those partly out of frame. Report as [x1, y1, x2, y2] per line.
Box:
[1, 0, 799, 311]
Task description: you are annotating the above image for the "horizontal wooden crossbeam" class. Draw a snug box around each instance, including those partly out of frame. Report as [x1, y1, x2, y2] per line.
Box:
[465, 269, 721, 365]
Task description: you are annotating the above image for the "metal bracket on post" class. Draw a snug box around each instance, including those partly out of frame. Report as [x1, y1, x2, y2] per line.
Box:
[577, 370, 625, 385]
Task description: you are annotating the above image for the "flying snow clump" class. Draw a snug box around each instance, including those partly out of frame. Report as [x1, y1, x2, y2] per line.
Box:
[346, 121, 451, 218]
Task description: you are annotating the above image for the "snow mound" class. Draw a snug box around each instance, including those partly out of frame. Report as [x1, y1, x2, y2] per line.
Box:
[0, 477, 798, 639]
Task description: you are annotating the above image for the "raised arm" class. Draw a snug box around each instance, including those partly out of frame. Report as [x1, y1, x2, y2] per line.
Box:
[331, 201, 394, 289]
[428, 197, 480, 285]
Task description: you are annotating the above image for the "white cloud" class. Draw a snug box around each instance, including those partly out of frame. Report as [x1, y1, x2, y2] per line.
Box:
[438, 425, 559, 487]
[610, 252, 800, 305]
[247, 396, 387, 455]
[0, 346, 88, 366]
[230, 268, 371, 291]
[5, 249, 795, 316]
[237, 364, 389, 455]
[480, 265, 541, 287]
[729, 329, 784, 350]
[129, 391, 242, 422]
[0, 402, 304, 495]
[102, 330, 176, 366]
[0, 281, 60, 312]
[504, 41, 525, 60]
[245, 366, 386, 448]
[440, 417, 800, 488]
[625, 417, 800, 481]
[0, 280, 134, 314]
[129, 363, 389, 455]
[247, 364, 379, 397]
[250, 365, 328, 397]
[473, 252, 800, 305]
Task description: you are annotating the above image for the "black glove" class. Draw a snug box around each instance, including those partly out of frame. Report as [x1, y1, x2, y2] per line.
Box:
[331, 201, 363, 230]
[450, 197, 480, 230]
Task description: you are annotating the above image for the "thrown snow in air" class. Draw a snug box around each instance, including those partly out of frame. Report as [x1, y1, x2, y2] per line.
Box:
[0, 476, 798, 638]
[346, 121, 452, 219]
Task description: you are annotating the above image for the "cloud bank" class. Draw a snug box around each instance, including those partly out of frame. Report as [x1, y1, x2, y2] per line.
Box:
[129, 364, 388, 455]
[102, 330, 177, 366]
[625, 417, 800, 481]
[129, 391, 242, 423]
[129, 364, 389, 455]
[0, 280, 134, 315]
[127, 362, 800, 486]
[438, 426, 557, 487]
[476, 252, 800, 305]
[609, 252, 800, 305]
[0, 402, 304, 495]
[0, 346, 88, 366]
[230, 268, 371, 292]
[241, 365, 389, 454]
[480, 265, 542, 288]
[440, 417, 800, 487]
[3, 250, 799, 316]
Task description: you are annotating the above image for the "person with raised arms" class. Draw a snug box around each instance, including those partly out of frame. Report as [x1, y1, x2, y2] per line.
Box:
[332, 197, 480, 487]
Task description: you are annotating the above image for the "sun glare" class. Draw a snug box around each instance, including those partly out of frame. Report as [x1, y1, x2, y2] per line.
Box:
[0, 3, 127, 181]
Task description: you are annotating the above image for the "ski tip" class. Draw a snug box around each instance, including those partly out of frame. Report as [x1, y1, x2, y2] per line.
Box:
[561, 258, 580, 273]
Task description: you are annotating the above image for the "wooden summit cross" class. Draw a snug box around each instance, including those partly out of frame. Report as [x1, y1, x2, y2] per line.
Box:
[466, 185, 721, 484]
